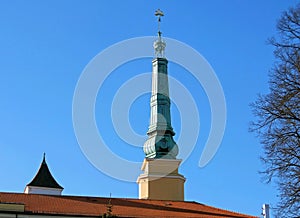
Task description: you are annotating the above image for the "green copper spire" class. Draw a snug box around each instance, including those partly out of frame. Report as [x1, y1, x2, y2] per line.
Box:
[143, 10, 178, 159]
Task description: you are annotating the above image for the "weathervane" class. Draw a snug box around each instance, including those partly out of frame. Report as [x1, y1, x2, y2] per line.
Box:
[155, 9, 164, 37]
[154, 9, 166, 58]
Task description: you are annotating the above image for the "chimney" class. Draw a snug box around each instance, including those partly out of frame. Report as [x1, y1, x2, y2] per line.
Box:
[262, 204, 270, 218]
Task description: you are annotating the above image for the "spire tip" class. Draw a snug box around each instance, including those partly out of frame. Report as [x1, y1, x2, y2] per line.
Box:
[43, 153, 46, 163]
[154, 9, 166, 58]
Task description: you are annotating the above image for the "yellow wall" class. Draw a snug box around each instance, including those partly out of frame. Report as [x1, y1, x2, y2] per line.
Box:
[139, 176, 185, 201]
[137, 158, 185, 201]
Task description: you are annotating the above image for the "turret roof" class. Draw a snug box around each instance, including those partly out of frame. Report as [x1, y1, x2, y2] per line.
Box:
[26, 154, 63, 189]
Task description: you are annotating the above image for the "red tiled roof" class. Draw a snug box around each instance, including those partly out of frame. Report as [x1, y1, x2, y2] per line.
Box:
[0, 192, 257, 218]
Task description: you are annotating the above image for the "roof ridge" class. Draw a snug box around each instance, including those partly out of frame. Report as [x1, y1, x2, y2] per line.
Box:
[190, 202, 258, 218]
[0, 192, 257, 217]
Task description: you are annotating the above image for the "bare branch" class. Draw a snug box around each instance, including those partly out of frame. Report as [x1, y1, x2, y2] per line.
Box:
[250, 4, 300, 217]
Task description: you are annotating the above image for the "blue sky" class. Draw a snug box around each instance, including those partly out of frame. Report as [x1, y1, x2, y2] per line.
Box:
[0, 1, 298, 216]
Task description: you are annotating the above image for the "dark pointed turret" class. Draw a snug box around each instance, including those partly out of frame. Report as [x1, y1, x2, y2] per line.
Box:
[24, 154, 63, 195]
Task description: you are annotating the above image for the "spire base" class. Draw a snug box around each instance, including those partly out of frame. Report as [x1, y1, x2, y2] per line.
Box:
[137, 158, 185, 200]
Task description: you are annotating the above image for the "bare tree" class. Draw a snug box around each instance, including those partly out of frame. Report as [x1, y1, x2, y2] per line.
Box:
[250, 4, 300, 217]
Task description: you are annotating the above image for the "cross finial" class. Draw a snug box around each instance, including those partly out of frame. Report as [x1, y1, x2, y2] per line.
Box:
[154, 9, 166, 58]
[155, 9, 164, 37]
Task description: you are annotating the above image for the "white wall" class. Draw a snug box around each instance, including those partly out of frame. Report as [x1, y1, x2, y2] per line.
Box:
[24, 186, 62, 195]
